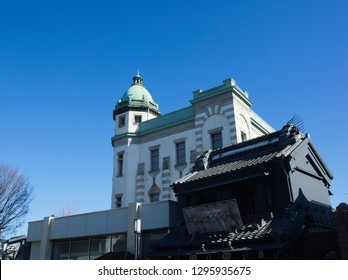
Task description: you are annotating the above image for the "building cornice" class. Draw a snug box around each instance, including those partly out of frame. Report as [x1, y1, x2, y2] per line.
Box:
[251, 118, 271, 134]
[111, 107, 195, 147]
[190, 78, 252, 107]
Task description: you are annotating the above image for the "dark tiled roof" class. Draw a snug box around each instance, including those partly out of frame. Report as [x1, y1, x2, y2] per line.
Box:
[176, 143, 283, 186]
[153, 205, 306, 252]
[173, 125, 302, 187]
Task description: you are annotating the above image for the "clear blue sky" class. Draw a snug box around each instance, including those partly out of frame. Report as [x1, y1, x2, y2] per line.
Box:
[1, 0, 347, 236]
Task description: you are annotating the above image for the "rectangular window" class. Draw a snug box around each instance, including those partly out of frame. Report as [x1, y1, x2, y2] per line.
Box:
[115, 194, 123, 208]
[137, 163, 145, 175]
[111, 234, 127, 253]
[134, 115, 142, 124]
[162, 156, 170, 170]
[52, 235, 127, 260]
[117, 152, 124, 176]
[211, 131, 223, 149]
[241, 131, 247, 142]
[52, 240, 70, 260]
[89, 237, 107, 259]
[150, 193, 160, 202]
[176, 142, 186, 166]
[118, 115, 125, 128]
[70, 239, 89, 260]
[150, 149, 159, 171]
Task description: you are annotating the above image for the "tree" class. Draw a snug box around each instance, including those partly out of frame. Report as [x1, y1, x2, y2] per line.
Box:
[0, 165, 33, 238]
[58, 201, 77, 217]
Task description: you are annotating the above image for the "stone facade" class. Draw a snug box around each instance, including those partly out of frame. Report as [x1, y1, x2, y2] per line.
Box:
[111, 75, 275, 208]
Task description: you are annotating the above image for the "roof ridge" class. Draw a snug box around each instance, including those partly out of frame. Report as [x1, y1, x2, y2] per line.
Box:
[210, 129, 280, 156]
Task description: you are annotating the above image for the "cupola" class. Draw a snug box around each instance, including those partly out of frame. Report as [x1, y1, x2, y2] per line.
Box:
[113, 72, 160, 119]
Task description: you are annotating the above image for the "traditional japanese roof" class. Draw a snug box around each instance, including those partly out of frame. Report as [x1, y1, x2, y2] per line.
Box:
[152, 204, 307, 255]
[172, 124, 332, 193]
[151, 203, 336, 257]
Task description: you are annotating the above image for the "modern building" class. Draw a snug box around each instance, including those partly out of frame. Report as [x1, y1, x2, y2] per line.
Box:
[26, 74, 277, 260]
[151, 124, 339, 259]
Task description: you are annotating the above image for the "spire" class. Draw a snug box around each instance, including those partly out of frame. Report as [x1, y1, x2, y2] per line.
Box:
[132, 70, 143, 85]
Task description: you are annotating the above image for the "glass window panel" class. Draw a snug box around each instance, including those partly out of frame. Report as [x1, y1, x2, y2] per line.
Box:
[134, 115, 142, 123]
[70, 239, 89, 260]
[150, 193, 159, 202]
[211, 131, 223, 149]
[151, 149, 159, 171]
[176, 142, 186, 165]
[52, 240, 70, 260]
[117, 152, 124, 176]
[111, 234, 127, 252]
[89, 237, 107, 260]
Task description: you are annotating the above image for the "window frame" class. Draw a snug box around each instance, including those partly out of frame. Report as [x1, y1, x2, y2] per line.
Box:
[134, 115, 142, 124]
[115, 194, 123, 208]
[175, 141, 186, 166]
[211, 130, 223, 150]
[118, 115, 126, 128]
[149, 193, 160, 203]
[150, 148, 160, 171]
[117, 152, 124, 176]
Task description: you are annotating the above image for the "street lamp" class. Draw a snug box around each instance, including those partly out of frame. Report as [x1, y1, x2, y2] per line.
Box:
[134, 219, 141, 260]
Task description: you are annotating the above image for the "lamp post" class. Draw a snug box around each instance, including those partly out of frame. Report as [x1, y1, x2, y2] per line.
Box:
[134, 218, 141, 260]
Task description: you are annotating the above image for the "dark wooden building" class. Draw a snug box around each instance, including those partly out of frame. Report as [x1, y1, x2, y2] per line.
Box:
[151, 125, 339, 259]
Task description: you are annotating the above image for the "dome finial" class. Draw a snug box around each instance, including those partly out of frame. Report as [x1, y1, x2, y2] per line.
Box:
[132, 70, 143, 85]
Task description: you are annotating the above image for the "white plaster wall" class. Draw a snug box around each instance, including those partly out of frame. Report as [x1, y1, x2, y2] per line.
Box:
[201, 114, 230, 150]
[137, 129, 196, 203]
[250, 123, 268, 138]
[250, 110, 275, 137]
[112, 129, 197, 206]
[127, 111, 157, 133]
[113, 111, 242, 206]
[115, 112, 129, 135]
[112, 89, 274, 207]
[112, 144, 128, 208]
[124, 143, 141, 205]
[236, 113, 250, 141]
[233, 96, 252, 141]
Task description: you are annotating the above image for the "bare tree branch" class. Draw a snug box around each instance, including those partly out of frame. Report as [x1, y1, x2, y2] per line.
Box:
[0, 165, 33, 238]
[58, 201, 77, 217]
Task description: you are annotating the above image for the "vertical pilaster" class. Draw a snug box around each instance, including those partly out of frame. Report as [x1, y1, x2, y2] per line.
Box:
[161, 156, 172, 200]
[39, 216, 54, 260]
[135, 163, 145, 203]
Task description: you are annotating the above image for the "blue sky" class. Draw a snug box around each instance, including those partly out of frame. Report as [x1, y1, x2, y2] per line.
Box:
[1, 0, 347, 236]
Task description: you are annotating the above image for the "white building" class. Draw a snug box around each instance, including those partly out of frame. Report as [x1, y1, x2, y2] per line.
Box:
[26, 74, 274, 259]
[111, 73, 274, 207]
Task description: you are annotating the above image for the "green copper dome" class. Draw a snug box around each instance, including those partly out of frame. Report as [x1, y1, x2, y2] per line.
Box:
[120, 74, 154, 103]
[113, 73, 160, 119]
